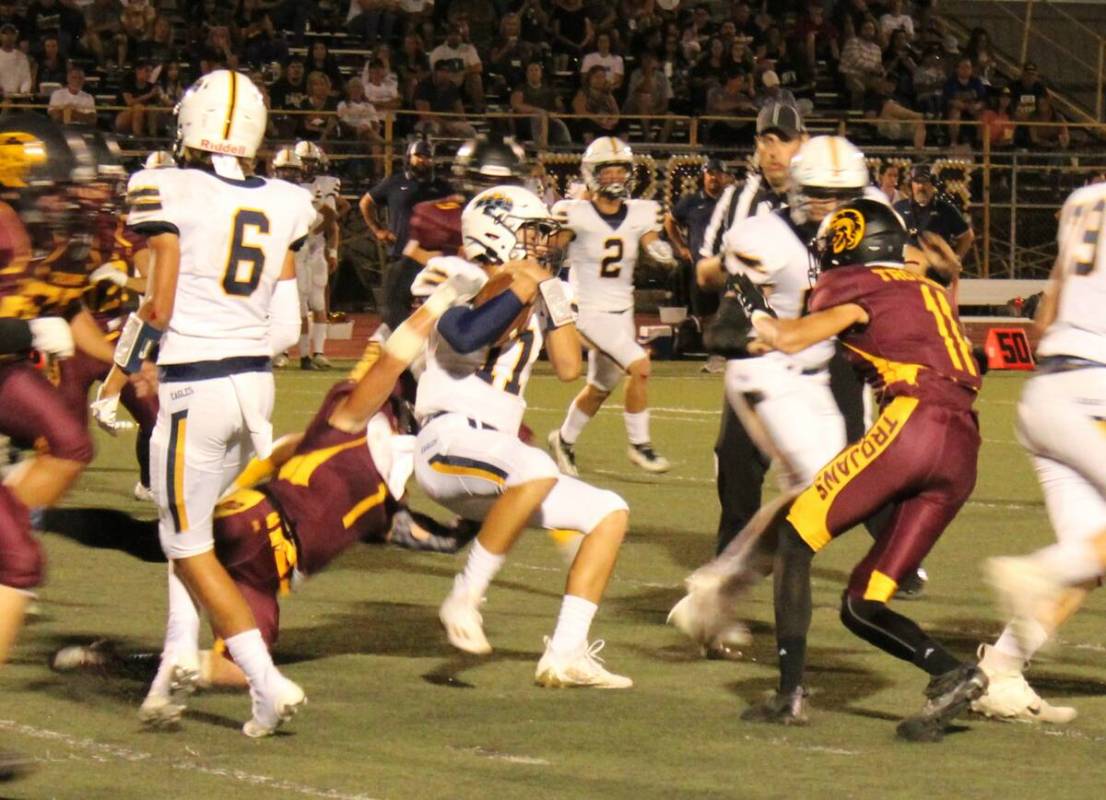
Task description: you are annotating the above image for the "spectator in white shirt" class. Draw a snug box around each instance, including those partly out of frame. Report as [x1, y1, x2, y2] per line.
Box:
[337, 76, 381, 140]
[360, 56, 400, 111]
[879, 0, 914, 45]
[429, 22, 485, 111]
[580, 32, 624, 91]
[48, 65, 97, 124]
[0, 23, 32, 97]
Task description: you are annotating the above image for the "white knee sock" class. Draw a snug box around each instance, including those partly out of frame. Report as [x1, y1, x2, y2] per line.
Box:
[549, 594, 597, 655]
[559, 401, 591, 446]
[1035, 540, 1102, 585]
[456, 540, 505, 599]
[310, 320, 327, 356]
[225, 628, 278, 691]
[164, 565, 200, 663]
[624, 410, 650, 445]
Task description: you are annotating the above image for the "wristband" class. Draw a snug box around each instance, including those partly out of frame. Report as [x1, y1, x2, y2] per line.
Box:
[113, 312, 163, 374]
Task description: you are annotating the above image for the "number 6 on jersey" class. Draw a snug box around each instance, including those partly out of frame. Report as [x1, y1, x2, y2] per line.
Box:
[223, 209, 271, 296]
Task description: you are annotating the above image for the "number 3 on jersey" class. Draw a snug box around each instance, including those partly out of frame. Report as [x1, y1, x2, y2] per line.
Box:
[601, 237, 623, 278]
[223, 209, 271, 296]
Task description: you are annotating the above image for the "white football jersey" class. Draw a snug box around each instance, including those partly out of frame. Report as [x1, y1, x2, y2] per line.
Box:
[415, 275, 543, 433]
[722, 210, 834, 370]
[126, 167, 315, 364]
[554, 198, 662, 312]
[1038, 182, 1106, 363]
[301, 174, 341, 259]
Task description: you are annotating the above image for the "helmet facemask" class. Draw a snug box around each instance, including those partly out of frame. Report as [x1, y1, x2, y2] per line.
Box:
[591, 162, 633, 199]
[514, 218, 565, 271]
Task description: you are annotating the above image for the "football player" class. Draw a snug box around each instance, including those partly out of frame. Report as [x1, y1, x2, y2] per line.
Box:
[93, 70, 317, 738]
[667, 137, 874, 654]
[53, 131, 159, 501]
[292, 140, 344, 370]
[0, 114, 96, 667]
[548, 136, 677, 475]
[730, 199, 986, 741]
[415, 186, 633, 688]
[51, 269, 483, 689]
[979, 179, 1106, 725]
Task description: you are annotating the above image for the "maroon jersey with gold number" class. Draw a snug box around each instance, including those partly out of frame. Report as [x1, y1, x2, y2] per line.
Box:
[263, 381, 392, 575]
[408, 197, 463, 255]
[809, 265, 980, 407]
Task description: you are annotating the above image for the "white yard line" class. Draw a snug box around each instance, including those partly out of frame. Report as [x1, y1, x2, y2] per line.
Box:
[0, 719, 382, 800]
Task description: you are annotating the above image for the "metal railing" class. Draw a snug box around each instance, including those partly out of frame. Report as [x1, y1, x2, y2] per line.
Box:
[4, 101, 1103, 281]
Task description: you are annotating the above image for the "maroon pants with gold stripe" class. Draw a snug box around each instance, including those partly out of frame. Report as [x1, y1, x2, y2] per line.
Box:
[213, 488, 298, 647]
[786, 395, 980, 602]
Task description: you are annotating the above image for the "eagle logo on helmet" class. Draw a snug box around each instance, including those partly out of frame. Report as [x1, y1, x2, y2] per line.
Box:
[829, 208, 866, 254]
[474, 192, 514, 217]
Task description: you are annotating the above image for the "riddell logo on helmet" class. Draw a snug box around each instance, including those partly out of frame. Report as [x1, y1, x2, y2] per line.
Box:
[199, 139, 246, 156]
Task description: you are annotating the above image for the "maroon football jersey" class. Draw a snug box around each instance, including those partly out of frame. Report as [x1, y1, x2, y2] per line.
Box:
[408, 197, 463, 255]
[809, 265, 981, 406]
[85, 212, 143, 324]
[263, 381, 393, 575]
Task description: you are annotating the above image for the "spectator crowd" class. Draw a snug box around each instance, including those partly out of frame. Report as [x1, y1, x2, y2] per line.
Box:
[0, 0, 1079, 177]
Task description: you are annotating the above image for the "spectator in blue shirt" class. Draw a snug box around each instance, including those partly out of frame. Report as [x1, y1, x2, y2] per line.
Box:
[943, 56, 987, 145]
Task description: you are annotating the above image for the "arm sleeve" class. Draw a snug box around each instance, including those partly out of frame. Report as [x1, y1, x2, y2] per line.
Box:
[268, 278, 301, 356]
[437, 291, 526, 354]
[809, 269, 869, 316]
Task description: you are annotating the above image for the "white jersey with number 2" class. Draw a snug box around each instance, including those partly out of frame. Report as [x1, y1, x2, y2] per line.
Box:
[554, 198, 661, 313]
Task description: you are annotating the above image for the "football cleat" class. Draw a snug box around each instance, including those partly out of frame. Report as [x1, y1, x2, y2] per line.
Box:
[439, 576, 492, 655]
[627, 443, 670, 473]
[983, 556, 1063, 654]
[272, 352, 289, 368]
[299, 356, 320, 371]
[971, 645, 1076, 724]
[138, 656, 201, 729]
[242, 675, 306, 738]
[741, 687, 808, 725]
[50, 639, 115, 672]
[547, 430, 578, 477]
[667, 582, 751, 660]
[897, 567, 928, 600]
[133, 482, 155, 503]
[896, 664, 988, 742]
[310, 354, 333, 370]
[535, 638, 632, 689]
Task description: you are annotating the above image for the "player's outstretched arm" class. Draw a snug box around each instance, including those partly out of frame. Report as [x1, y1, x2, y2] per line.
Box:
[545, 324, 582, 381]
[70, 308, 117, 364]
[328, 270, 484, 432]
[139, 233, 180, 329]
[753, 303, 869, 354]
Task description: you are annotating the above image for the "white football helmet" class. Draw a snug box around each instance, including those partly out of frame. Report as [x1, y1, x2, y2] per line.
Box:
[461, 186, 560, 265]
[788, 135, 870, 224]
[581, 136, 634, 198]
[271, 145, 303, 180]
[293, 140, 326, 178]
[175, 69, 267, 160]
[144, 150, 176, 169]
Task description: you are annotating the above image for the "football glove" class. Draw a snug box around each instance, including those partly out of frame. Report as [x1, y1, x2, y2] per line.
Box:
[90, 385, 136, 436]
[644, 238, 677, 266]
[88, 262, 129, 288]
[730, 273, 776, 322]
[28, 317, 74, 358]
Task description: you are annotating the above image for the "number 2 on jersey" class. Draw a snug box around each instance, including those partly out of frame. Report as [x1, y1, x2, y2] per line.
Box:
[223, 209, 271, 296]
[600, 237, 623, 278]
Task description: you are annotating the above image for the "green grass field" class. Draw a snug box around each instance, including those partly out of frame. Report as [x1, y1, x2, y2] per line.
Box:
[5, 363, 1105, 800]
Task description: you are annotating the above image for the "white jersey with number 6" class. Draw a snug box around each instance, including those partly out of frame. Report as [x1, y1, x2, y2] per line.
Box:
[554, 198, 662, 313]
[1038, 182, 1106, 363]
[126, 167, 315, 364]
